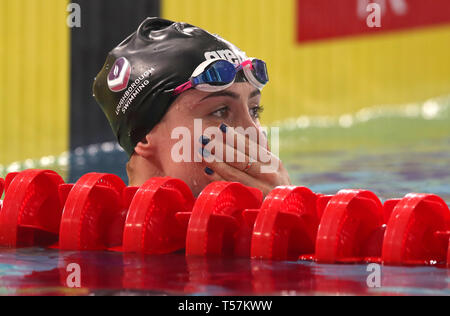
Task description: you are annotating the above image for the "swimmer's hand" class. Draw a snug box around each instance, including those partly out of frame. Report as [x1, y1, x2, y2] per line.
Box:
[198, 124, 291, 197]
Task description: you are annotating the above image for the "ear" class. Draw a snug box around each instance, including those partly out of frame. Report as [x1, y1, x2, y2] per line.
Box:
[134, 133, 154, 158]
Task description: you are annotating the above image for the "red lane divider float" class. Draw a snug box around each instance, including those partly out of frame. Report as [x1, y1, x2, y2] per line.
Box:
[448, 241, 450, 268]
[0, 169, 449, 268]
[0, 177, 4, 212]
[250, 186, 318, 261]
[0, 170, 64, 247]
[58, 173, 126, 251]
[186, 182, 262, 257]
[314, 189, 384, 264]
[382, 194, 450, 266]
[299, 190, 450, 266]
[123, 177, 195, 254]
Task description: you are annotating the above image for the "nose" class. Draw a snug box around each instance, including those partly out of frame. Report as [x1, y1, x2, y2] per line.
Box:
[236, 113, 259, 131]
[232, 101, 259, 130]
[228, 101, 265, 148]
[227, 83, 263, 138]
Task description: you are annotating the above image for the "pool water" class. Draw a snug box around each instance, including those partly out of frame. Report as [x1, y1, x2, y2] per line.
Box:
[279, 97, 450, 203]
[284, 137, 450, 203]
[0, 248, 448, 296]
[0, 98, 449, 296]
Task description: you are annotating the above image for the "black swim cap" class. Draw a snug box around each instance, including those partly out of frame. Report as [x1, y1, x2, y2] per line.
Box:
[93, 17, 249, 157]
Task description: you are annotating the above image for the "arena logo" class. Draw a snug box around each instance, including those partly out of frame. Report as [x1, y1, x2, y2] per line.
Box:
[204, 49, 240, 65]
[108, 57, 132, 93]
[170, 120, 280, 174]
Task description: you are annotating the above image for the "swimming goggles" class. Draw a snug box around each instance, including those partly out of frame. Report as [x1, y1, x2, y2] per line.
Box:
[173, 58, 269, 96]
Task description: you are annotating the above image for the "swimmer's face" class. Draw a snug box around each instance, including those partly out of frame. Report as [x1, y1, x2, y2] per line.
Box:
[145, 82, 264, 196]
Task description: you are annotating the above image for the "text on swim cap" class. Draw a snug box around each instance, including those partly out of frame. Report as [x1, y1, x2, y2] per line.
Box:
[115, 68, 154, 115]
[204, 49, 240, 65]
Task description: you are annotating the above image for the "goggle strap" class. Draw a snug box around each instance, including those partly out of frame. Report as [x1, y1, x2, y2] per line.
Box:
[241, 60, 254, 70]
[174, 81, 193, 96]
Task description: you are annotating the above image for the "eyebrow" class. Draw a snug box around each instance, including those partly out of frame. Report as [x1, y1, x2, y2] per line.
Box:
[200, 89, 261, 102]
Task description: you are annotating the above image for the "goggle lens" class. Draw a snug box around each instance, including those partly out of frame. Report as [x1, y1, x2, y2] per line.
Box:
[252, 59, 269, 85]
[201, 60, 236, 86]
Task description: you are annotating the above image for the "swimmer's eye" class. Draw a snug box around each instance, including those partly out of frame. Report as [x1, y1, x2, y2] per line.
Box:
[210, 105, 264, 120]
[211, 106, 229, 119]
[250, 105, 264, 120]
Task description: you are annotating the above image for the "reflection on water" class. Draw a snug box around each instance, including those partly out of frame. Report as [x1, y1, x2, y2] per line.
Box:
[0, 248, 448, 296]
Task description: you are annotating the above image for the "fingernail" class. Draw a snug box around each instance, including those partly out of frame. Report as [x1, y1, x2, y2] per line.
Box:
[199, 148, 211, 158]
[205, 167, 214, 175]
[219, 123, 228, 133]
[199, 135, 210, 146]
